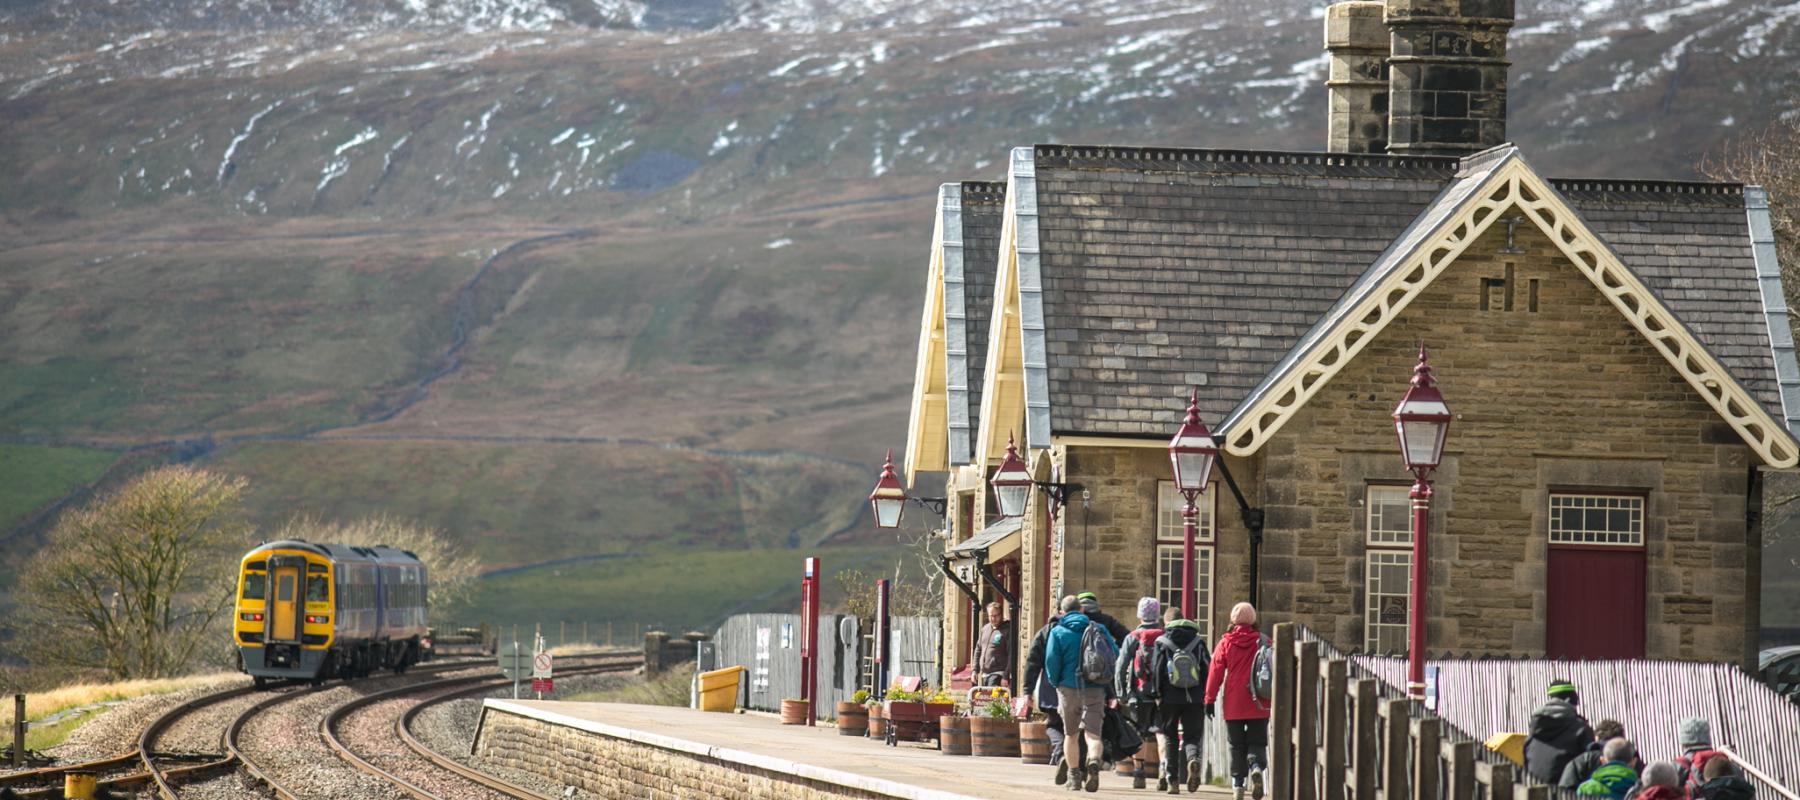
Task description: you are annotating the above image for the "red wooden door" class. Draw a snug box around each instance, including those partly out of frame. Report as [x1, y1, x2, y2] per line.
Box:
[1546, 546, 1646, 659]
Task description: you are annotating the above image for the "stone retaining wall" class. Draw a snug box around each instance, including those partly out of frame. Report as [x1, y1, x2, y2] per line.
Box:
[475, 706, 904, 799]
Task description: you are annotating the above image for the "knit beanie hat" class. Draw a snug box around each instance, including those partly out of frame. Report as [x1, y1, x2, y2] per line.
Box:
[1137, 597, 1160, 623]
[1546, 679, 1578, 699]
[1679, 717, 1712, 749]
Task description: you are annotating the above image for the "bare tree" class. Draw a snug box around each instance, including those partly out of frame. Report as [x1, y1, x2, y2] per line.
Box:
[1706, 111, 1800, 568]
[274, 515, 481, 612]
[17, 466, 250, 679]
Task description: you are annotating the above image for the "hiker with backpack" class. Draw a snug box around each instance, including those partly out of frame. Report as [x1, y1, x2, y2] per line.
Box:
[1675, 718, 1753, 799]
[1045, 594, 1118, 793]
[1204, 602, 1271, 800]
[1523, 680, 1594, 785]
[1150, 611, 1210, 795]
[1113, 597, 1166, 790]
[1024, 604, 1090, 786]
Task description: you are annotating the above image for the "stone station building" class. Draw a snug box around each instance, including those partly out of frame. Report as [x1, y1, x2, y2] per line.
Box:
[903, 0, 1797, 683]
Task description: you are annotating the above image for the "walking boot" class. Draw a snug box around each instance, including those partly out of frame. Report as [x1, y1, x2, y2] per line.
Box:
[1186, 756, 1202, 793]
[1250, 768, 1265, 800]
[1067, 769, 1084, 792]
[1232, 782, 1246, 800]
[1055, 761, 1069, 786]
[1133, 767, 1146, 790]
[1085, 760, 1101, 793]
[1157, 775, 1169, 793]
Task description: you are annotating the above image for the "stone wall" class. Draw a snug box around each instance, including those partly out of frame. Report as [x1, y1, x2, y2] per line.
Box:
[1259, 222, 1755, 662]
[477, 707, 896, 799]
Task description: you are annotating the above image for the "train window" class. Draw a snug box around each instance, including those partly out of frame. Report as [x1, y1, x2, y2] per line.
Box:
[308, 563, 328, 573]
[246, 560, 266, 571]
[306, 576, 328, 603]
[242, 573, 266, 600]
[277, 575, 294, 603]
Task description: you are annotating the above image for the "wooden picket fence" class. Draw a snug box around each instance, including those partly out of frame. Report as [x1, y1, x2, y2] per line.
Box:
[1268, 623, 1555, 800]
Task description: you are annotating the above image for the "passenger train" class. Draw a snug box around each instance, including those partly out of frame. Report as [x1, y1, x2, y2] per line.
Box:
[234, 540, 429, 686]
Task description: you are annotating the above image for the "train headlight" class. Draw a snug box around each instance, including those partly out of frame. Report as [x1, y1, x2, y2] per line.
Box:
[240, 612, 264, 622]
[305, 615, 329, 624]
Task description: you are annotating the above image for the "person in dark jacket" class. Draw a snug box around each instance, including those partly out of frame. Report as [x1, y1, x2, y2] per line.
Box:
[1046, 597, 1108, 793]
[1149, 615, 1210, 795]
[1112, 597, 1164, 790]
[1023, 599, 1084, 786]
[1077, 592, 1132, 644]
[1523, 680, 1594, 785]
[1561, 719, 1626, 790]
[1694, 751, 1756, 800]
[1204, 602, 1271, 800]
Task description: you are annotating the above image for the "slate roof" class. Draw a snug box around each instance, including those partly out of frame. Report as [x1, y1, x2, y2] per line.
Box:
[952, 181, 1005, 463]
[1025, 143, 1791, 439]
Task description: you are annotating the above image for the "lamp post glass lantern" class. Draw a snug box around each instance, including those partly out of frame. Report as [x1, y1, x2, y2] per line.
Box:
[1168, 389, 1217, 620]
[990, 433, 1032, 518]
[1392, 344, 1449, 701]
[869, 449, 908, 529]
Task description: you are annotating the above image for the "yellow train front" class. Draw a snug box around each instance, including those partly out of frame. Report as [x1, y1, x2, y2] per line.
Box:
[234, 540, 428, 685]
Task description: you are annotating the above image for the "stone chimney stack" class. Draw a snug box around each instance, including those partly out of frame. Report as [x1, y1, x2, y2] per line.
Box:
[1383, 0, 1513, 156]
[1325, 2, 1391, 153]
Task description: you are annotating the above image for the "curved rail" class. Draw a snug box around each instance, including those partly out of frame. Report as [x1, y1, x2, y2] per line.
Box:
[322, 656, 640, 800]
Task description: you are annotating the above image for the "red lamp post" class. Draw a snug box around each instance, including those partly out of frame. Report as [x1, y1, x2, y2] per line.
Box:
[1392, 344, 1451, 702]
[990, 432, 1033, 518]
[1167, 389, 1218, 620]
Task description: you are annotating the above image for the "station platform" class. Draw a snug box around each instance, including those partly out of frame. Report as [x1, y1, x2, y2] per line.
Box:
[478, 699, 1234, 799]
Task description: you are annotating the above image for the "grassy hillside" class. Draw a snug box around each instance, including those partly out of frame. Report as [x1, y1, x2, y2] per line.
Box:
[2, 0, 1798, 651]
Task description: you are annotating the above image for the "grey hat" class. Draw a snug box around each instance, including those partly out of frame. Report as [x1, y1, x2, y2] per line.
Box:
[1678, 717, 1712, 749]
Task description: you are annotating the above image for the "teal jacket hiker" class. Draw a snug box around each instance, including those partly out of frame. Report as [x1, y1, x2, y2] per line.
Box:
[1576, 763, 1638, 798]
[1044, 612, 1093, 689]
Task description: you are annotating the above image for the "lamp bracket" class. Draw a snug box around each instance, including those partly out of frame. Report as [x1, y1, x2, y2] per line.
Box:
[908, 496, 949, 519]
[1034, 481, 1083, 509]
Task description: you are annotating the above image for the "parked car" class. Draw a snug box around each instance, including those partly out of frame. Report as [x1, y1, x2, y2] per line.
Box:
[1759, 646, 1800, 704]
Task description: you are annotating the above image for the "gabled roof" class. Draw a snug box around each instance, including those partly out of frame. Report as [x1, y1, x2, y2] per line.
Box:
[945, 182, 1006, 467]
[1221, 146, 1799, 467]
[983, 142, 1796, 465]
[903, 181, 1005, 484]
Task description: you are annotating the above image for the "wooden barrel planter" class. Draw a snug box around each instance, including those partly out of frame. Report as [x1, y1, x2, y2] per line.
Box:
[1019, 720, 1051, 764]
[969, 716, 1020, 757]
[1114, 737, 1160, 778]
[779, 698, 810, 725]
[938, 716, 970, 755]
[867, 706, 888, 739]
[836, 702, 868, 736]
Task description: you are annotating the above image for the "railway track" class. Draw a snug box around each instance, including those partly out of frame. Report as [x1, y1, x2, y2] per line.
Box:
[310, 655, 641, 800]
[0, 657, 493, 799]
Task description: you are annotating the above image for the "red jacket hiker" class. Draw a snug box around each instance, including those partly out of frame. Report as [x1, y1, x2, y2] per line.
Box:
[1204, 624, 1271, 721]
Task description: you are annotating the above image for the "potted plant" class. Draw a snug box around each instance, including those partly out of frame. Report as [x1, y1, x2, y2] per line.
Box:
[939, 705, 970, 756]
[836, 690, 870, 736]
[779, 697, 810, 725]
[969, 700, 1020, 757]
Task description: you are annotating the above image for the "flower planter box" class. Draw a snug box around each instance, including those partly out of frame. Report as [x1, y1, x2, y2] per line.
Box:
[835, 702, 868, 736]
[969, 715, 1020, 757]
[882, 701, 954, 743]
[779, 698, 810, 725]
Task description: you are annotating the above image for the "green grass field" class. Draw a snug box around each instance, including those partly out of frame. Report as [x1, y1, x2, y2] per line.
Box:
[0, 443, 118, 533]
[463, 544, 910, 634]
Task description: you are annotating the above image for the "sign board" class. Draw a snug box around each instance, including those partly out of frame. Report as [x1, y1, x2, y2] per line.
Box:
[531, 678, 554, 694]
[1425, 666, 1440, 713]
[533, 651, 553, 679]
[497, 642, 529, 681]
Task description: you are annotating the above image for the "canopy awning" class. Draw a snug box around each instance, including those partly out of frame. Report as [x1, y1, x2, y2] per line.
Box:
[948, 517, 1023, 563]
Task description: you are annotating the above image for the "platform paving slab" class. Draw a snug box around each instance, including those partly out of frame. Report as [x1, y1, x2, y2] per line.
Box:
[483, 699, 1234, 799]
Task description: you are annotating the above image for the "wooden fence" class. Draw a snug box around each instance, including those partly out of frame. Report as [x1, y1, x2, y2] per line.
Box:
[1266, 623, 1800, 800]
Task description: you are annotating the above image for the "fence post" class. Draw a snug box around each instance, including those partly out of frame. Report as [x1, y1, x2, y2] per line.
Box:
[1516, 786, 1549, 800]
[11, 694, 24, 769]
[1324, 660, 1347, 799]
[608, 620, 614, 646]
[1296, 641, 1319, 800]
[1382, 698, 1409, 800]
[1271, 624, 1296, 800]
[1351, 680, 1377, 800]
[1446, 740, 1474, 800]
[1487, 761, 1514, 800]
[1412, 717, 1439, 800]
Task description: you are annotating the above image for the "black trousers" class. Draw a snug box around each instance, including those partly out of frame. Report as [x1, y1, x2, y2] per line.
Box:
[1156, 702, 1206, 781]
[1225, 718, 1269, 782]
